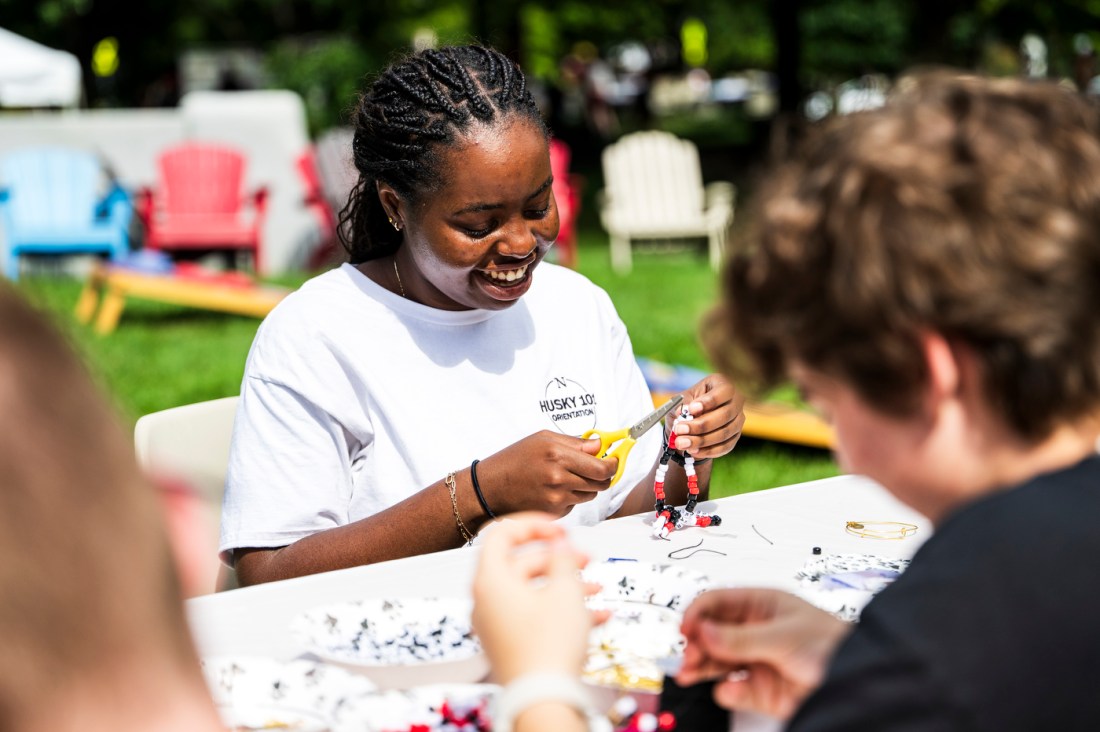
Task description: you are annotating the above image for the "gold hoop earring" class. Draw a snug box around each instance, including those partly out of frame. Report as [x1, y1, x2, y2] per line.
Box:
[388, 216, 401, 232]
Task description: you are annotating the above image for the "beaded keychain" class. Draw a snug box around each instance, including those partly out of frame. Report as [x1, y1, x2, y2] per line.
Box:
[651, 405, 721, 539]
[435, 697, 492, 731]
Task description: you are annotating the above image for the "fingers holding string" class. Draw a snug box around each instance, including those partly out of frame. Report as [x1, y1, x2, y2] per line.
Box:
[475, 513, 565, 580]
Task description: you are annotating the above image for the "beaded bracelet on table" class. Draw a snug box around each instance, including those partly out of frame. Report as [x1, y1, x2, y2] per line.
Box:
[651, 406, 721, 539]
[437, 697, 492, 732]
[383, 696, 492, 732]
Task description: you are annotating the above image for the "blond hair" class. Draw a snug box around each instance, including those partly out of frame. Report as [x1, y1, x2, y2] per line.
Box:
[0, 286, 196, 727]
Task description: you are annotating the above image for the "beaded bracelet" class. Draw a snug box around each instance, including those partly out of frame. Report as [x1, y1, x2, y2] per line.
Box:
[491, 672, 609, 732]
[445, 470, 474, 545]
[470, 459, 497, 519]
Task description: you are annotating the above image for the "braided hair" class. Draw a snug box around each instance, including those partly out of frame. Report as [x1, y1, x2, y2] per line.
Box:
[339, 45, 546, 263]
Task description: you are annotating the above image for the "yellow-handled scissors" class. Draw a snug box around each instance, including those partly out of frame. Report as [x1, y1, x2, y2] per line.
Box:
[582, 394, 684, 487]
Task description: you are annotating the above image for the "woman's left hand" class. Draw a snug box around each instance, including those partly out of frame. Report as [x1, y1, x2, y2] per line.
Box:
[471, 514, 593, 684]
[670, 374, 745, 460]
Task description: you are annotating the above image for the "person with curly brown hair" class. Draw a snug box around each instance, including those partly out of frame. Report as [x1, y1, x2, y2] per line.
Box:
[472, 72, 1100, 731]
[678, 71, 1100, 731]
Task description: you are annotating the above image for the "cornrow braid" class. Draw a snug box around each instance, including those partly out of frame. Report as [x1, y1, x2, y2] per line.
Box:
[339, 45, 545, 263]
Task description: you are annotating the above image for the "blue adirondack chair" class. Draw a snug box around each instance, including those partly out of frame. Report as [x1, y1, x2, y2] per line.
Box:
[0, 148, 132, 280]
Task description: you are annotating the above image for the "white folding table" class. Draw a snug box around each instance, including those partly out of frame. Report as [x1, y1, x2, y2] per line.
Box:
[187, 474, 931, 731]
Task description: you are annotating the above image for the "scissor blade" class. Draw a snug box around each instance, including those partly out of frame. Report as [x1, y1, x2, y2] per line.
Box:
[628, 394, 684, 440]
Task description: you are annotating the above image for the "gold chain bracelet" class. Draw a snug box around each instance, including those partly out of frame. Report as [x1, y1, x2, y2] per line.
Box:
[845, 521, 918, 540]
[446, 470, 474, 546]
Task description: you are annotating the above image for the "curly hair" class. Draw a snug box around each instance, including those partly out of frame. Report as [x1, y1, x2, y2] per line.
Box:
[339, 45, 545, 263]
[710, 72, 1100, 441]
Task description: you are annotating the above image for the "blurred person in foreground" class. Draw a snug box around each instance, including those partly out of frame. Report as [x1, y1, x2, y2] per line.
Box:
[471, 72, 1100, 731]
[0, 286, 224, 732]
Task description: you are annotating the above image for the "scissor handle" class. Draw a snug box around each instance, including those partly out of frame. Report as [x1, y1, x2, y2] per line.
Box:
[581, 428, 635, 487]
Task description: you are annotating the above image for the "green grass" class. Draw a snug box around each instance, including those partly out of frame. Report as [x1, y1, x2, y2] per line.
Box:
[16, 233, 838, 498]
[18, 277, 282, 422]
[578, 244, 720, 372]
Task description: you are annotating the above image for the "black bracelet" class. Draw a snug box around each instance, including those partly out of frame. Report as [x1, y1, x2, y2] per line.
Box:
[470, 459, 497, 519]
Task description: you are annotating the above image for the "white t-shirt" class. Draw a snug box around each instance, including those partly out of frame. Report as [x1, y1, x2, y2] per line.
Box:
[220, 262, 659, 559]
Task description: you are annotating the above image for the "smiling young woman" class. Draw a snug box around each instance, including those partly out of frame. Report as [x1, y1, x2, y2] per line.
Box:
[221, 45, 745, 586]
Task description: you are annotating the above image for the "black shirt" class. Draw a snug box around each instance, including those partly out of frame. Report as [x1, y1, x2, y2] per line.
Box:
[788, 456, 1100, 732]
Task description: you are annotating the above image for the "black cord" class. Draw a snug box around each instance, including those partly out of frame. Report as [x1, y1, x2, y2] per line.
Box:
[470, 459, 496, 519]
[752, 523, 774, 545]
[668, 538, 727, 560]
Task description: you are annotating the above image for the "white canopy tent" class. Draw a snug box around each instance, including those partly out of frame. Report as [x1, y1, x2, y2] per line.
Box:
[0, 27, 82, 108]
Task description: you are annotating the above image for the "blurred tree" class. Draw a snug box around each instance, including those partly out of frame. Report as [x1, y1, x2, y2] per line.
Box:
[801, 0, 910, 80]
[703, 1, 775, 71]
[266, 36, 375, 134]
[521, 5, 562, 81]
[6, 0, 1100, 118]
[264, 2, 471, 133]
[771, 0, 802, 114]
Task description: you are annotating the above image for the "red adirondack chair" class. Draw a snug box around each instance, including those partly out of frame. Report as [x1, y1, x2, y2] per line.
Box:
[295, 147, 341, 271]
[550, 138, 583, 269]
[137, 143, 268, 272]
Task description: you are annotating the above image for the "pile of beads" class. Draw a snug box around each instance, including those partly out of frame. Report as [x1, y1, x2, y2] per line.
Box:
[608, 696, 677, 732]
[292, 598, 480, 666]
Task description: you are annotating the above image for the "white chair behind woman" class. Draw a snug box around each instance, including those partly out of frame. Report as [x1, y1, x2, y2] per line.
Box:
[599, 130, 735, 274]
[135, 396, 239, 594]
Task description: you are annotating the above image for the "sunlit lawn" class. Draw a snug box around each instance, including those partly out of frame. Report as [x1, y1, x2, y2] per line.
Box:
[16, 231, 838, 498]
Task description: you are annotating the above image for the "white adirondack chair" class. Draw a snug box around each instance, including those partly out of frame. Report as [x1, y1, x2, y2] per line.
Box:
[599, 130, 735, 273]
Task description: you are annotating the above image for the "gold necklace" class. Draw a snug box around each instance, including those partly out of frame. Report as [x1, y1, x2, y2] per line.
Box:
[392, 257, 406, 298]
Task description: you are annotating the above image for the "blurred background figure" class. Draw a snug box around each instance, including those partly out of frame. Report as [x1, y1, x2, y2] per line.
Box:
[1020, 32, 1049, 77]
[0, 284, 223, 732]
[1073, 32, 1097, 93]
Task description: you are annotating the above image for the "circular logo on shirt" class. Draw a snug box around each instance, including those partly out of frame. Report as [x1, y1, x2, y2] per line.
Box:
[540, 377, 597, 434]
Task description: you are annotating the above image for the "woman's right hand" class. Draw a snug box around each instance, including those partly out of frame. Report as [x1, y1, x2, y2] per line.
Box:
[476, 431, 617, 517]
[677, 588, 851, 721]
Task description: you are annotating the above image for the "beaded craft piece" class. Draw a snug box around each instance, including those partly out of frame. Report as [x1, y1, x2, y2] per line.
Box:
[582, 560, 710, 612]
[651, 405, 721, 539]
[347, 684, 499, 732]
[608, 696, 677, 732]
